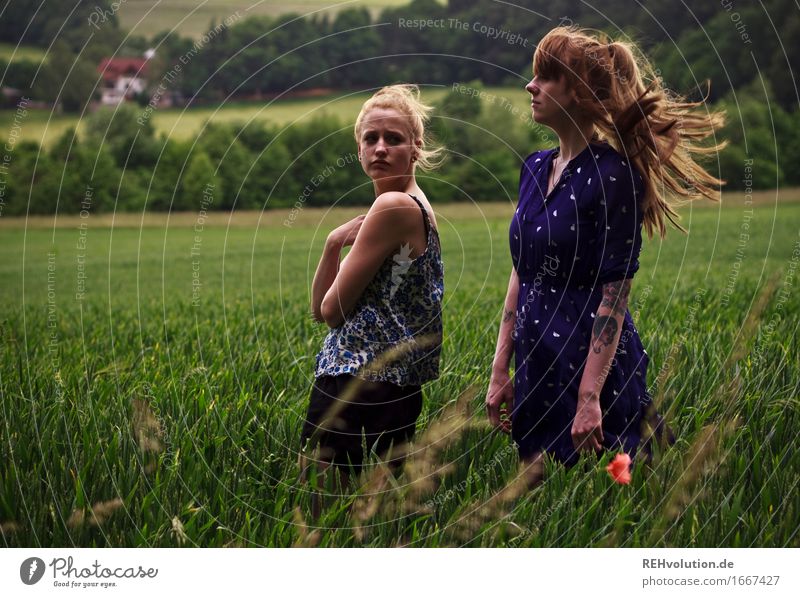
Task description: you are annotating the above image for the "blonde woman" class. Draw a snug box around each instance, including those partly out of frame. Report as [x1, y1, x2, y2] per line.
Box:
[304, 85, 444, 477]
[486, 27, 724, 470]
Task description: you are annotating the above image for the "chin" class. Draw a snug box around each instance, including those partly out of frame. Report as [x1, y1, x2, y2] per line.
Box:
[531, 112, 550, 126]
[370, 171, 395, 182]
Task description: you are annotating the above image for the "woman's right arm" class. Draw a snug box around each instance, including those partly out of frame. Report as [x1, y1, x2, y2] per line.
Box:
[310, 238, 344, 323]
[310, 215, 366, 323]
[485, 267, 519, 433]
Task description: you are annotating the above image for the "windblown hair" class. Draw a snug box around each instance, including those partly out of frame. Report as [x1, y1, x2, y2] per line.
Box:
[355, 84, 443, 171]
[534, 26, 726, 238]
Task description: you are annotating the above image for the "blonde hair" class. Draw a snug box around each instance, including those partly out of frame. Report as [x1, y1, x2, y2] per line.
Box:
[354, 84, 443, 171]
[534, 26, 726, 238]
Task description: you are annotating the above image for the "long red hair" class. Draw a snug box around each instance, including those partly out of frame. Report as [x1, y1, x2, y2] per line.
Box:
[534, 26, 726, 238]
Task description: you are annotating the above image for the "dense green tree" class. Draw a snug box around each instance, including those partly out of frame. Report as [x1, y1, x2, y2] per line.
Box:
[180, 150, 221, 211]
[39, 42, 98, 113]
[85, 104, 161, 169]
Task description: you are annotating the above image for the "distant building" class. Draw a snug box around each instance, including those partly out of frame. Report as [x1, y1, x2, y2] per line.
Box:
[97, 56, 150, 106]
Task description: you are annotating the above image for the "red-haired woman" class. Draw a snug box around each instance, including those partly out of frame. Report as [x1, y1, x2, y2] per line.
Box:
[486, 27, 724, 471]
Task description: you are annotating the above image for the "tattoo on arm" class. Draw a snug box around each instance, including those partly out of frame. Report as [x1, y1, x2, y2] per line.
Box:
[503, 309, 514, 323]
[592, 315, 618, 354]
[600, 279, 631, 317]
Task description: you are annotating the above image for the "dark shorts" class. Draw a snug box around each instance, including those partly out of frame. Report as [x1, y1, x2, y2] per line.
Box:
[300, 374, 423, 471]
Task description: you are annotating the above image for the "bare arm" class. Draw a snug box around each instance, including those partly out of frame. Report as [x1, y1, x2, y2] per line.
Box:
[486, 267, 519, 432]
[316, 194, 418, 328]
[310, 215, 365, 323]
[572, 278, 632, 452]
[492, 267, 519, 376]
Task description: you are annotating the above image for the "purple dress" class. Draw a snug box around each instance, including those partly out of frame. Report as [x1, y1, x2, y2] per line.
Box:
[509, 141, 655, 465]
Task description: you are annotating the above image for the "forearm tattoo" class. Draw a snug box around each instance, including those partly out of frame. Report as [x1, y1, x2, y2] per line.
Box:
[503, 309, 514, 323]
[600, 279, 632, 317]
[592, 315, 618, 354]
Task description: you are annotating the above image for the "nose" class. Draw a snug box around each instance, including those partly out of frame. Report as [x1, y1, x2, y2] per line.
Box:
[526, 78, 537, 96]
[374, 136, 388, 156]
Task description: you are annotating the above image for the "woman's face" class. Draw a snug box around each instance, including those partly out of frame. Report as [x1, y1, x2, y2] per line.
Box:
[526, 72, 576, 127]
[357, 108, 418, 181]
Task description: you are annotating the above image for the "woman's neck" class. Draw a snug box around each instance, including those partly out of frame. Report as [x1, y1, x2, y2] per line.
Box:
[373, 174, 416, 197]
[554, 121, 596, 162]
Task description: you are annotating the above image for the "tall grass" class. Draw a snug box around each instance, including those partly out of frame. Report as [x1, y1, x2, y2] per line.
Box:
[0, 199, 798, 547]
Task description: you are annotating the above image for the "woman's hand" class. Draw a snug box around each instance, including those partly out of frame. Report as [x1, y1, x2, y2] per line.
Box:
[328, 214, 366, 248]
[572, 392, 603, 453]
[486, 368, 514, 434]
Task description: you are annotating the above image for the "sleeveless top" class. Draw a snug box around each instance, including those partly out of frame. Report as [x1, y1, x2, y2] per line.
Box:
[314, 194, 444, 386]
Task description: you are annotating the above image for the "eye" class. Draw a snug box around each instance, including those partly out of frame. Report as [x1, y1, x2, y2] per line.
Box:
[364, 133, 378, 143]
[386, 133, 403, 144]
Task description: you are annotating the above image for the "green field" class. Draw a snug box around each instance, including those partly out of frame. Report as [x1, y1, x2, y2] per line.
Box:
[0, 43, 47, 63]
[0, 86, 523, 148]
[1, 192, 799, 547]
[117, 0, 433, 39]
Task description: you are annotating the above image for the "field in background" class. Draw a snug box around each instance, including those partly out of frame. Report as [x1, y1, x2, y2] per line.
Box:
[1, 195, 798, 547]
[0, 43, 46, 62]
[0, 86, 524, 148]
[117, 0, 432, 39]
[1, 187, 797, 230]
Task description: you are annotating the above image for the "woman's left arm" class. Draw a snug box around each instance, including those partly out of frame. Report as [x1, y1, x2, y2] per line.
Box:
[572, 159, 644, 453]
[572, 278, 632, 452]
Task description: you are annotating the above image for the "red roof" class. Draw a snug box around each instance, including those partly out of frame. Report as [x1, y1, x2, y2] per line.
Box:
[97, 57, 149, 82]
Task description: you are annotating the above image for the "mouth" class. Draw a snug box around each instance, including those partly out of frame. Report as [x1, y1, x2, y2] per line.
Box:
[371, 160, 390, 167]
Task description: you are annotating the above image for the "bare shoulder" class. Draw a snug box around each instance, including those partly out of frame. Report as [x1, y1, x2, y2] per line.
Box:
[367, 192, 421, 229]
[372, 191, 420, 212]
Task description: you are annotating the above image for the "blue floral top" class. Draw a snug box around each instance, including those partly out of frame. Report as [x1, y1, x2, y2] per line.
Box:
[314, 194, 444, 386]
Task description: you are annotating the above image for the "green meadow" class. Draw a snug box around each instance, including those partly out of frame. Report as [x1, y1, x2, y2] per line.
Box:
[0, 43, 47, 63]
[0, 191, 798, 547]
[0, 87, 528, 148]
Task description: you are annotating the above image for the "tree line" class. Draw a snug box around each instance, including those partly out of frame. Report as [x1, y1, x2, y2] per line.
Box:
[0, 0, 797, 214]
[2, 80, 796, 216]
[2, 0, 798, 110]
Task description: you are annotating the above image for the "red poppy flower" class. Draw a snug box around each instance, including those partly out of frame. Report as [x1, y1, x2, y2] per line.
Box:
[606, 452, 632, 484]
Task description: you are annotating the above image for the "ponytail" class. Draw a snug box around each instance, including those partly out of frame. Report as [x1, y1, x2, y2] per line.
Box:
[534, 27, 726, 238]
